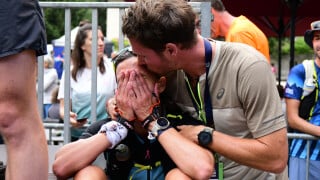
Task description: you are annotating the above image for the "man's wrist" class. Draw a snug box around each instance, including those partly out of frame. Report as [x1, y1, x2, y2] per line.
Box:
[198, 127, 214, 147]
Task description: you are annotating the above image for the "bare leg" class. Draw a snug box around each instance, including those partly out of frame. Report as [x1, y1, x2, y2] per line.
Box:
[74, 166, 108, 180]
[0, 50, 48, 179]
[165, 168, 192, 180]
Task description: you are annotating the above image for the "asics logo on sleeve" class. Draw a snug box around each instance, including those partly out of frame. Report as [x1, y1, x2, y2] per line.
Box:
[216, 88, 225, 99]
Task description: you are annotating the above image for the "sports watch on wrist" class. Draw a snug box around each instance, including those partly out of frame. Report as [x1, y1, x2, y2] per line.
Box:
[198, 127, 214, 147]
[150, 117, 171, 137]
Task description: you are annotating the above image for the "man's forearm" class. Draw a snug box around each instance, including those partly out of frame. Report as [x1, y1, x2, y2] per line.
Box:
[208, 128, 288, 173]
[158, 128, 214, 180]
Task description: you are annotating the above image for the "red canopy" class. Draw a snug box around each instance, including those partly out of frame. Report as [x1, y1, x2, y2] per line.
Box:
[223, 0, 319, 37]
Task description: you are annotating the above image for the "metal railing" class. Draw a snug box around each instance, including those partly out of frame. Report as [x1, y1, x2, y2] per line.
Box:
[287, 133, 318, 180]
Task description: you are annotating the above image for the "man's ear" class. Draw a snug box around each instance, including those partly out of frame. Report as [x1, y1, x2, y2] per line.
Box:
[165, 43, 178, 57]
[156, 76, 167, 94]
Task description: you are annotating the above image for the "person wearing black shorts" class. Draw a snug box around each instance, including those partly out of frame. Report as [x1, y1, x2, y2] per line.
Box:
[0, 0, 48, 179]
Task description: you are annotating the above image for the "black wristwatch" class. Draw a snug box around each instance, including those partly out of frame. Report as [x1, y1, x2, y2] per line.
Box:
[198, 127, 214, 147]
[150, 117, 171, 137]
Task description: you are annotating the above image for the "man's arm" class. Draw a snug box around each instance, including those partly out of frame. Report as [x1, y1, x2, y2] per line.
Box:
[286, 98, 320, 136]
[178, 125, 288, 173]
[154, 126, 215, 179]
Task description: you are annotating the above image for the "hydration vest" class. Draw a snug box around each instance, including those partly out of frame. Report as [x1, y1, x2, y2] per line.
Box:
[299, 60, 318, 120]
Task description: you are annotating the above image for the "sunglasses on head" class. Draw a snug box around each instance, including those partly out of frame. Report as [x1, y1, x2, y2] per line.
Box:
[112, 46, 136, 69]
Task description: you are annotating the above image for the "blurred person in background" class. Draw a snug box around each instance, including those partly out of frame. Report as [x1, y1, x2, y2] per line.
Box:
[39, 55, 59, 119]
[284, 20, 320, 180]
[191, 0, 270, 62]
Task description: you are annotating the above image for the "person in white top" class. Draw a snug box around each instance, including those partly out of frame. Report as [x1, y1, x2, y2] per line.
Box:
[58, 23, 117, 141]
[41, 55, 58, 119]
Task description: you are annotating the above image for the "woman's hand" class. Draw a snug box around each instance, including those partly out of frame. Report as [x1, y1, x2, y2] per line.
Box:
[69, 111, 87, 128]
[129, 70, 159, 121]
[115, 70, 136, 121]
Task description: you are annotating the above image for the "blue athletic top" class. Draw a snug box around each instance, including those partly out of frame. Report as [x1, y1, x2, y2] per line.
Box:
[284, 61, 320, 160]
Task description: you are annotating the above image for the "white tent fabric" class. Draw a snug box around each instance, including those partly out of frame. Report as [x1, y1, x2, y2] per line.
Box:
[52, 26, 79, 50]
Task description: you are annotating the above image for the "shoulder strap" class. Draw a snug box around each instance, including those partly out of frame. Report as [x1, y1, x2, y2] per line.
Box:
[302, 59, 316, 97]
[299, 59, 318, 120]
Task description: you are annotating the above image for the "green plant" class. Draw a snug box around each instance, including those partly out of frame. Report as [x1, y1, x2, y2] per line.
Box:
[111, 38, 131, 52]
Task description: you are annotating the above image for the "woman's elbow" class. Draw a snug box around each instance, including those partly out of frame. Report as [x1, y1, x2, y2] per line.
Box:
[193, 161, 214, 180]
[197, 168, 214, 180]
[52, 158, 72, 179]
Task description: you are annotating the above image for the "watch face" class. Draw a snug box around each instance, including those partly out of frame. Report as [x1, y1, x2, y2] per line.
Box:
[157, 117, 169, 127]
[198, 131, 212, 146]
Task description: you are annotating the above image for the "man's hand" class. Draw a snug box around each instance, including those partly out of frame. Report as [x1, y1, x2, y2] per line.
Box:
[177, 125, 205, 144]
[99, 121, 128, 149]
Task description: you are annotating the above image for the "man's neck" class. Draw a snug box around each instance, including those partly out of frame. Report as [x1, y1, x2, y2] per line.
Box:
[220, 11, 235, 37]
[179, 35, 213, 78]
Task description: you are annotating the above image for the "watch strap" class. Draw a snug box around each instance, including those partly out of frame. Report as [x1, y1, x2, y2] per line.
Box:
[117, 116, 134, 130]
[142, 113, 158, 129]
[142, 105, 160, 129]
[155, 125, 172, 137]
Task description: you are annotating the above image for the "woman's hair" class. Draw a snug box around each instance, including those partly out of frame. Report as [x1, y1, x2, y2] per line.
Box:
[122, 0, 198, 53]
[44, 55, 54, 68]
[112, 47, 135, 73]
[51, 86, 60, 104]
[71, 23, 105, 81]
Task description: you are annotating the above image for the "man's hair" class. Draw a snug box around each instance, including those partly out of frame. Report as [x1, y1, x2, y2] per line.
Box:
[122, 0, 198, 53]
[190, 0, 225, 11]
